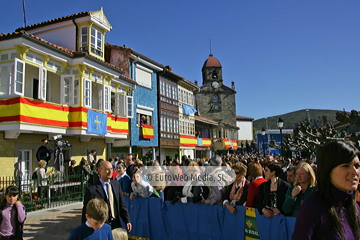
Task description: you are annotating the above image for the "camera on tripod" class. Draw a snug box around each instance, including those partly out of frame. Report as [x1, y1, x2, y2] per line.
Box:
[52, 135, 72, 148]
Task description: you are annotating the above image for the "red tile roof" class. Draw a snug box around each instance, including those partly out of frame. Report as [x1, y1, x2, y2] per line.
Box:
[202, 54, 221, 68]
[15, 11, 92, 32]
[195, 115, 218, 125]
[0, 31, 136, 84]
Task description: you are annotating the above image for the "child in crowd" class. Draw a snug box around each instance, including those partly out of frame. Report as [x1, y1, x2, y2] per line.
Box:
[112, 228, 128, 240]
[0, 185, 26, 239]
[130, 171, 153, 200]
[67, 198, 113, 240]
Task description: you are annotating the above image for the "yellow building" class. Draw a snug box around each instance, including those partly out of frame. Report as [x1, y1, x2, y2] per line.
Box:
[0, 9, 136, 178]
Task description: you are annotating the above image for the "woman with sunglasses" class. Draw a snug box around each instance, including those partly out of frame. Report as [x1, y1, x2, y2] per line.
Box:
[222, 162, 250, 214]
[293, 141, 360, 240]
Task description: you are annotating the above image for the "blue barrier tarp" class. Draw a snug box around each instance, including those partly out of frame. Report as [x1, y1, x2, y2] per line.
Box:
[123, 197, 296, 240]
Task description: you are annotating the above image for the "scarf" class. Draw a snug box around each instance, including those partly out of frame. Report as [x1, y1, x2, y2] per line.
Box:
[229, 177, 246, 201]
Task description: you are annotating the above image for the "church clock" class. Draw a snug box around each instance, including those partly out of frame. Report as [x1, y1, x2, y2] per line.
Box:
[212, 81, 219, 89]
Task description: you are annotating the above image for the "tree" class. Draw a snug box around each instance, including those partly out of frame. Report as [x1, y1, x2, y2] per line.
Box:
[270, 122, 346, 158]
[336, 110, 360, 149]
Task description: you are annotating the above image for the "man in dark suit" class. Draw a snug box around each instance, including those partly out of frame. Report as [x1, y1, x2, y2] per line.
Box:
[36, 139, 52, 170]
[82, 161, 132, 232]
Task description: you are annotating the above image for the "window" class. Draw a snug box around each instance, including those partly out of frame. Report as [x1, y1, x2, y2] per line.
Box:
[160, 116, 164, 131]
[104, 85, 111, 112]
[167, 84, 171, 98]
[46, 60, 62, 72]
[127, 96, 133, 118]
[61, 75, 73, 104]
[84, 79, 92, 108]
[14, 58, 25, 95]
[212, 104, 221, 111]
[174, 119, 179, 133]
[114, 92, 125, 116]
[0, 65, 9, 95]
[74, 79, 80, 105]
[135, 65, 152, 88]
[18, 150, 31, 192]
[137, 113, 152, 126]
[213, 128, 217, 138]
[90, 27, 103, 56]
[25, 53, 43, 65]
[81, 26, 88, 51]
[212, 94, 220, 102]
[136, 105, 153, 126]
[38, 65, 47, 100]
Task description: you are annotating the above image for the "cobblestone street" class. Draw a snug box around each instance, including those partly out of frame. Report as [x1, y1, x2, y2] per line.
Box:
[23, 202, 82, 240]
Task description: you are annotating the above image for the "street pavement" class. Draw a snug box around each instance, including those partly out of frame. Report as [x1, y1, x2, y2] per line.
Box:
[23, 202, 83, 240]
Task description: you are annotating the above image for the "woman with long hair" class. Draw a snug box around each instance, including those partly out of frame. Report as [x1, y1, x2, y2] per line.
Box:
[256, 162, 290, 217]
[0, 185, 26, 239]
[293, 141, 360, 240]
[282, 161, 316, 216]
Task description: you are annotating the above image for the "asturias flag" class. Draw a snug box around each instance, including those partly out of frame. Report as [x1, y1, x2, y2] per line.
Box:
[87, 110, 107, 135]
[182, 104, 197, 115]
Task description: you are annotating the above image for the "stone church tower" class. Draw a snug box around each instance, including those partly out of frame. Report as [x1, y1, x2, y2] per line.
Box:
[195, 54, 237, 126]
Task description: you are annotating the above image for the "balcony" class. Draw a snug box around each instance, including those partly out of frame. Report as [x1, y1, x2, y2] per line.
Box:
[0, 96, 128, 139]
[213, 138, 238, 151]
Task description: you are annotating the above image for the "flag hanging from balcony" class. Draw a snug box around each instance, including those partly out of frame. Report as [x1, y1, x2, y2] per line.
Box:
[87, 110, 107, 135]
[182, 104, 197, 115]
[142, 124, 154, 139]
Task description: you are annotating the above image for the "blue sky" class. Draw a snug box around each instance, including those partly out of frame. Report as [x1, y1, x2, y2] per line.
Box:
[1, 0, 359, 120]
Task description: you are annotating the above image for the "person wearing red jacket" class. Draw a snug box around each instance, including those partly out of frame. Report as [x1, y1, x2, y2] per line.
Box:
[246, 162, 267, 207]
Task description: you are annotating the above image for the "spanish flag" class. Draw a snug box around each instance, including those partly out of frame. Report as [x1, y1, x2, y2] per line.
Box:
[142, 124, 154, 139]
[232, 140, 238, 149]
[180, 135, 197, 147]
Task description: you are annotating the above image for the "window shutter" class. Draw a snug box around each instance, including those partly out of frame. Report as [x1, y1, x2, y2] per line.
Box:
[126, 96, 133, 118]
[13, 58, 25, 95]
[104, 86, 111, 112]
[98, 84, 103, 110]
[84, 79, 92, 108]
[115, 92, 126, 116]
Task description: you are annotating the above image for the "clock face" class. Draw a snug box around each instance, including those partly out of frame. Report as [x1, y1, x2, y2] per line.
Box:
[212, 81, 219, 88]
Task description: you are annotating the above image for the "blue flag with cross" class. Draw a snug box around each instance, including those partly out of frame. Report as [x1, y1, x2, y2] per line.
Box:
[87, 110, 107, 135]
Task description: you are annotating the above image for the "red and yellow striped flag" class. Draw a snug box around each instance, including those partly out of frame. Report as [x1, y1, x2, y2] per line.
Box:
[142, 124, 154, 139]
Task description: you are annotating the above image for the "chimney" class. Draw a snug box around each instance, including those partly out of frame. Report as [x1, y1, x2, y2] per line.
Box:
[165, 65, 172, 71]
[231, 81, 235, 90]
[321, 116, 328, 127]
[194, 80, 198, 86]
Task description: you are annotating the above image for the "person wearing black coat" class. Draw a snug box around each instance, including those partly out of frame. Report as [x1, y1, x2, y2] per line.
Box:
[82, 161, 132, 232]
[256, 162, 290, 217]
[36, 139, 52, 166]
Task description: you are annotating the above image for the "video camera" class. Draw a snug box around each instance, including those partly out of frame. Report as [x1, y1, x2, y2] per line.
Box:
[52, 135, 72, 148]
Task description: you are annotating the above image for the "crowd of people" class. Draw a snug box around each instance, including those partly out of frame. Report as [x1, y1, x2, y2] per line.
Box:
[1, 141, 359, 239]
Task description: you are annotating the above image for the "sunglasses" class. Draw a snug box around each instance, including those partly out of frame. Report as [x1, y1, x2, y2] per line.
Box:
[234, 171, 241, 175]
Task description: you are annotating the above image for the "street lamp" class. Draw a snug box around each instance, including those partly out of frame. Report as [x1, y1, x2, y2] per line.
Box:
[261, 128, 266, 157]
[277, 117, 284, 158]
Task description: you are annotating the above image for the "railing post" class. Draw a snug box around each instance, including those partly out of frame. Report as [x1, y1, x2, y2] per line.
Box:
[81, 172, 84, 200]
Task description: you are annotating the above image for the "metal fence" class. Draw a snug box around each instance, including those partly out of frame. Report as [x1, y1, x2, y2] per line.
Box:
[0, 173, 86, 212]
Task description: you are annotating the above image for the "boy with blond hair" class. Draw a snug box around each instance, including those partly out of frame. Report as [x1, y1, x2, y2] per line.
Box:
[68, 198, 113, 240]
[112, 228, 128, 240]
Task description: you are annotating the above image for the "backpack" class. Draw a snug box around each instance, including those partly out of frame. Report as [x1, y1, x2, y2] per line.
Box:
[32, 170, 38, 180]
